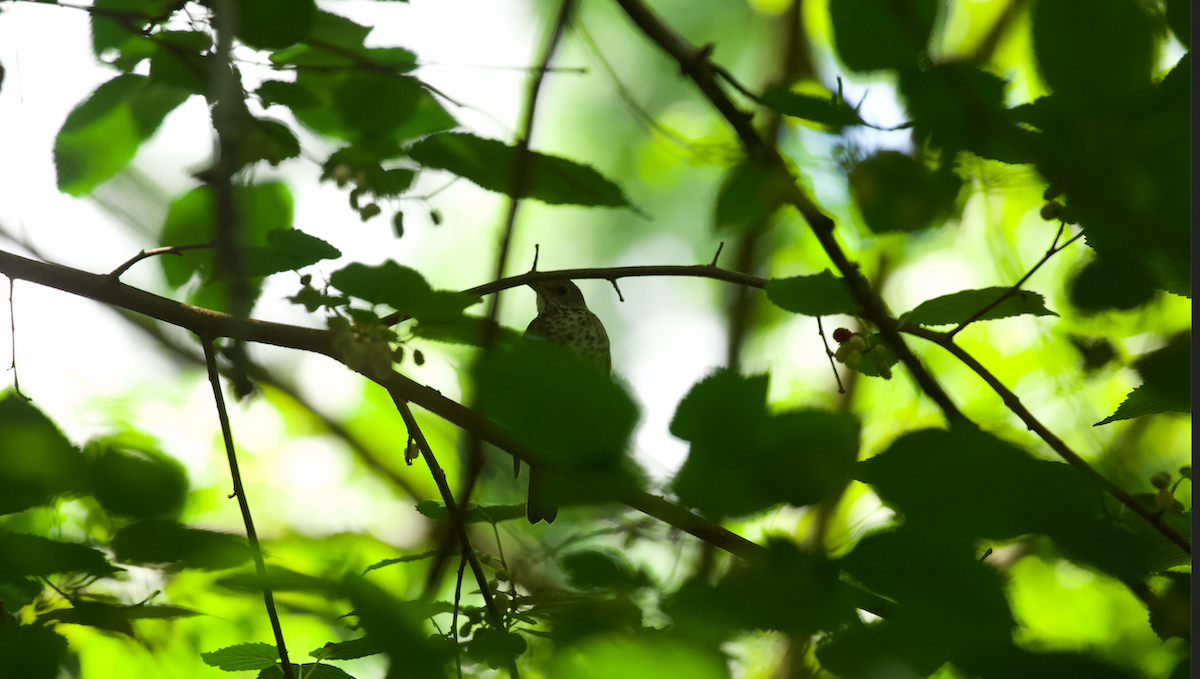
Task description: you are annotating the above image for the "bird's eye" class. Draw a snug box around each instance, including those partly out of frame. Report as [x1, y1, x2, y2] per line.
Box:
[556, 285, 569, 295]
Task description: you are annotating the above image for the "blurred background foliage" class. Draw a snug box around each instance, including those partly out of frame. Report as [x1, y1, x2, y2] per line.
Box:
[0, 0, 1190, 677]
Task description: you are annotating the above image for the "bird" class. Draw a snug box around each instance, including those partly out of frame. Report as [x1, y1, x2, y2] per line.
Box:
[521, 279, 611, 523]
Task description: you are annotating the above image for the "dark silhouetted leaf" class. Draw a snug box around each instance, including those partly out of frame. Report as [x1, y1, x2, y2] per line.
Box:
[670, 370, 858, 518]
[759, 86, 865, 128]
[0, 532, 118, 577]
[87, 439, 188, 519]
[849, 151, 962, 233]
[216, 567, 337, 594]
[0, 395, 88, 514]
[829, 0, 937, 72]
[415, 502, 527, 524]
[713, 162, 788, 232]
[409, 133, 633, 208]
[243, 229, 341, 277]
[201, 642, 279, 671]
[562, 549, 647, 591]
[236, 0, 315, 50]
[0, 623, 69, 679]
[111, 520, 253, 570]
[466, 627, 527, 669]
[329, 260, 480, 322]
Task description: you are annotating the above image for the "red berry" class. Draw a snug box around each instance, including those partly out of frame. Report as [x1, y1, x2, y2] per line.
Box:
[833, 327, 853, 344]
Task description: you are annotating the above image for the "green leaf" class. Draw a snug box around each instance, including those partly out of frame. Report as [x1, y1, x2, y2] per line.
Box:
[243, 229, 342, 278]
[111, 520, 253, 570]
[0, 624, 69, 679]
[334, 73, 423, 135]
[55, 74, 190, 196]
[258, 665, 357, 679]
[238, 118, 302, 168]
[848, 151, 962, 233]
[759, 86, 865, 128]
[475, 341, 643, 510]
[903, 287, 1057, 327]
[713, 162, 789, 232]
[329, 261, 480, 321]
[158, 182, 295, 309]
[338, 576, 452, 678]
[409, 133, 633, 209]
[362, 551, 438, 575]
[666, 539, 856, 636]
[858, 425, 1151, 581]
[1095, 384, 1190, 426]
[201, 642, 280, 671]
[87, 439, 188, 519]
[236, 0, 315, 50]
[1068, 256, 1157, 313]
[0, 532, 119, 577]
[37, 601, 200, 635]
[829, 0, 938, 72]
[1032, 0, 1155, 101]
[91, 0, 175, 58]
[899, 63, 1014, 160]
[0, 394, 89, 514]
[670, 370, 859, 518]
[765, 270, 857, 317]
[216, 567, 338, 593]
[465, 627, 527, 670]
[309, 636, 387, 661]
[415, 502, 528, 524]
[561, 549, 647, 591]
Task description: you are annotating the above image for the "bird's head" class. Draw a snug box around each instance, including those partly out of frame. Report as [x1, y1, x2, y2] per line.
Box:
[529, 279, 589, 314]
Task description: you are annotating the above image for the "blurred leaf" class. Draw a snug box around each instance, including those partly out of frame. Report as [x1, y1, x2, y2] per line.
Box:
[759, 86, 865, 129]
[0, 624, 68, 679]
[713, 162, 788, 232]
[37, 601, 200, 635]
[903, 287, 1057, 327]
[849, 333, 899, 379]
[544, 597, 646, 647]
[339, 576, 451, 679]
[1165, 0, 1190, 49]
[829, 0, 937, 72]
[111, 520, 253, 570]
[1032, 0, 1155, 101]
[849, 151, 962, 233]
[201, 642, 279, 671]
[899, 62, 1013, 159]
[216, 567, 338, 593]
[87, 439, 188, 519]
[764, 269, 857, 317]
[55, 74, 190, 196]
[238, 118, 302, 168]
[329, 260, 480, 321]
[1095, 384, 1190, 426]
[409, 133, 633, 208]
[236, 0, 315, 50]
[259, 665, 356, 679]
[159, 182, 294, 310]
[670, 370, 858, 518]
[667, 539, 856, 638]
[335, 74, 423, 135]
[91, 0, 175, 58]
[476, 340, 643, 510]
[362, 551, 438, 575]
[0, 394, 89, 514]
[0, 532, 119, 577]
[548, 636, 728, 679]
[1147, 572, 1191, 641]
[415, 502, 527, 524]
[465, 627, 527, 670]
[1068, 336, 1117, 373]
[561, 549, 647, 591]
[858, 425, 1152, 580]
[1069, 256, 1157, 313]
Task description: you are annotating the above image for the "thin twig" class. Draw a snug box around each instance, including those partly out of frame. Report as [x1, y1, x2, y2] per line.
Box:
[430, 0, 578, 608]
[816, 317, 845, 394]
[389, 397, 518, 678]
[901, 324, 1191, 555]
[200, 337, 294, 678]
[947, 226, 1083, 338]
[6, 278, 25, 399]
[1, 247, 1186, 555]
[108, 242, 213, 280]
[611, 0, 965, 423]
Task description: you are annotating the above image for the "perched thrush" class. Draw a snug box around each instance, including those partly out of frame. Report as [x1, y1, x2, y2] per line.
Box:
[522, 279, 611, 523]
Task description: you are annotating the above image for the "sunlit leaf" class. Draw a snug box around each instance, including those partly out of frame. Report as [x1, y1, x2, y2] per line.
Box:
[201, 642, 279, 671]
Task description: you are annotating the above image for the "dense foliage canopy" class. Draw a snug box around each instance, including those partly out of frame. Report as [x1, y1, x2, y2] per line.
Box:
[0, 0, 1190, 678]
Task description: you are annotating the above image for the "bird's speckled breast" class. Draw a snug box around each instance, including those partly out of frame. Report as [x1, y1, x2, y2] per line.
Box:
[526, 307, 611, 373]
